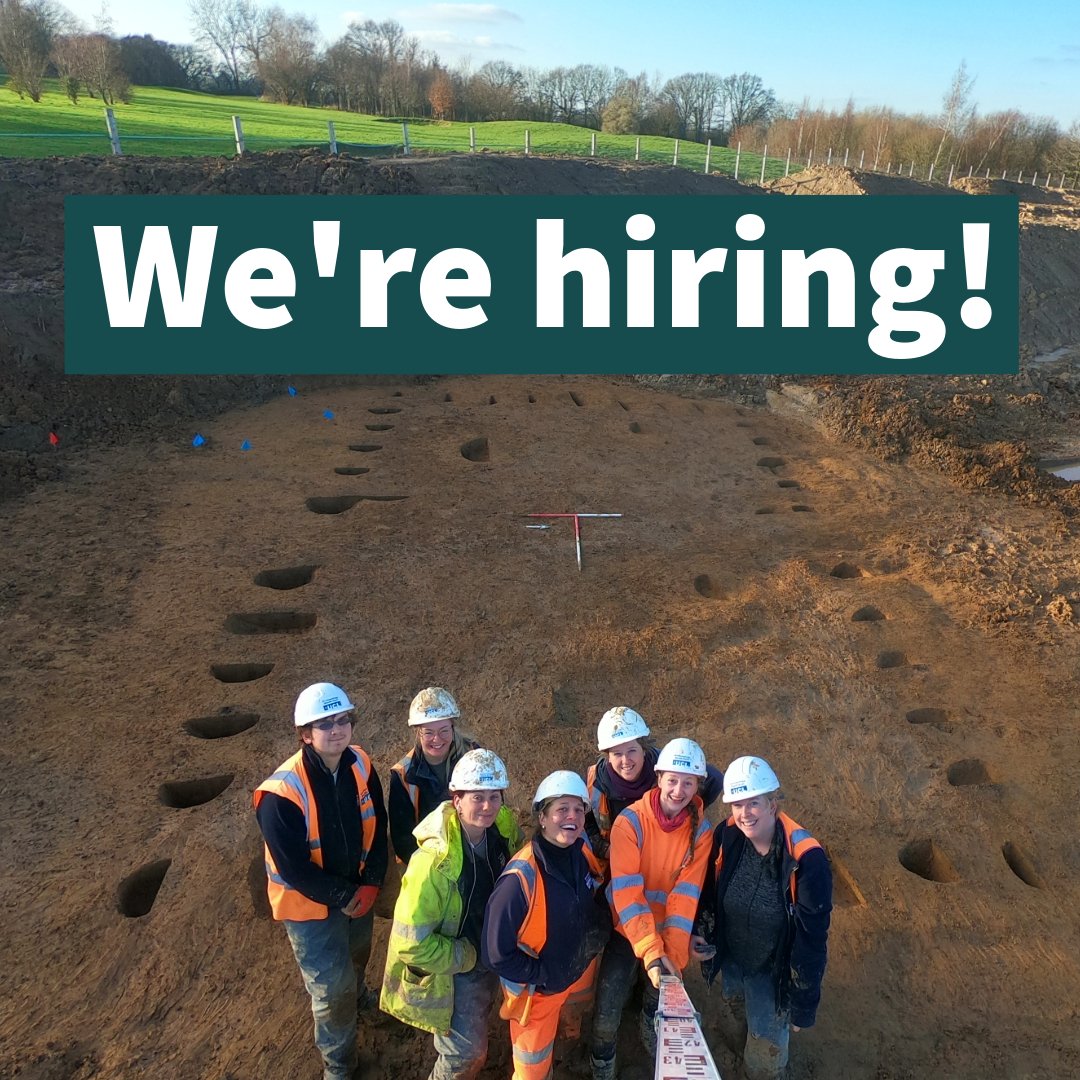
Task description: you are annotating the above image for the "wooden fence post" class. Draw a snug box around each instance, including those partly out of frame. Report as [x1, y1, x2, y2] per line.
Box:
[104, 108, 122, 156]
[402, 122, 410, 155]
[635, 136, 640, 161]
[328, 121, 337, 155]
[470, 126, 476, 152]
[760, 143, 767, 184]
[785, 147, 791, 176]
[673, 139, 679, 166]
[733, 141, 740, 179]
[525, 129, 530, 156]
[704, 139, 711, 174]
[591, 132, 596, 157]
[232, 115, 245, 155]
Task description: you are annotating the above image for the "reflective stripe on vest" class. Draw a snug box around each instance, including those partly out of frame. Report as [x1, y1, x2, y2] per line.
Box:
[497, 842, 602, 1025]
[714, 810, 822, 908]
[392, 751, 422, 820]
[254, 745, 375, 922]
[586, 763, 612, 837]
[607, 797, 711, 972]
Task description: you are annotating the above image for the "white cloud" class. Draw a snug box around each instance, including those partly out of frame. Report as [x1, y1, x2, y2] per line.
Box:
[340, 10, 366, 27]
[401, 4, 521, 23]
[411, 28, 520, 49]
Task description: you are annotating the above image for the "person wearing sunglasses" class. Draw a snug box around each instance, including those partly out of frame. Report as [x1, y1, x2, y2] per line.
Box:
[389, 687, 479, 863]
[254, 681, 388, 1080]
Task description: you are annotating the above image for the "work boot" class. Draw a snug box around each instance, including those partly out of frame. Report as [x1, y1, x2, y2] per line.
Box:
[590, 1053, 617, 1080]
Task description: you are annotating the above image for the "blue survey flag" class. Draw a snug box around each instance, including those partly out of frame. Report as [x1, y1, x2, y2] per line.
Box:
[192, 433, 205, 447]
[241, 439, 251, 451]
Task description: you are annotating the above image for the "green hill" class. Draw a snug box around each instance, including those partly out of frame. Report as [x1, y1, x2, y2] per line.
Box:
[0, 79, 787, 179]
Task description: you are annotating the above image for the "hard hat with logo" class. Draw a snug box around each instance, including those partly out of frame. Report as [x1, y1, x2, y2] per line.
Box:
[533, 770, 590, 810]
[408, 686, 460, 726]
[655, 737, 708, 777]
[596, 706, 650, 751]
[722, 756, 781, 802]
[294, 682, 354, 727]
[449, 749, 510, 792]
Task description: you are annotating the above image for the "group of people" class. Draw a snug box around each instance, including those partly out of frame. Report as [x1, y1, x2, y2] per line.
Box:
[255, 684, 833, 1080]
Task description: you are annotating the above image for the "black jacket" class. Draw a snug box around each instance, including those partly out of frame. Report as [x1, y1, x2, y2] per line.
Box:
[256, 744, 388, 910]
[698, 815, 832, 1028]
[389, 739, 478, 862]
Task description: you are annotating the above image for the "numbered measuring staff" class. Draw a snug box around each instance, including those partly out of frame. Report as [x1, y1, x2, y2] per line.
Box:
[654, 976, 723, 1080]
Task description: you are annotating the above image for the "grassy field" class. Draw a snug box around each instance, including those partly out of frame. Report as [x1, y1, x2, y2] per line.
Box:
[0, 79, 791, 180]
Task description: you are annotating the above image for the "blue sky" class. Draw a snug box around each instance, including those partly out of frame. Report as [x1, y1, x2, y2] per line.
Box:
[65, 0, 1078, 126]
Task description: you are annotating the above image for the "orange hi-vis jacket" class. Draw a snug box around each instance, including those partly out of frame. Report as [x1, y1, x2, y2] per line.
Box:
[253, 746, 377, 921]
[496, 841, 604, 1025]
[606, 793, 712, 972]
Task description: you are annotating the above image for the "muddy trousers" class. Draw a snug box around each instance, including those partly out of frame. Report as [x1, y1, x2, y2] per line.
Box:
[508, 957, 599, 1080]
[720, 961, 789, 1080]
[284, 909, 375, 1080]
[429, 967, 499, 1080]
[589, 930, 661, 1071]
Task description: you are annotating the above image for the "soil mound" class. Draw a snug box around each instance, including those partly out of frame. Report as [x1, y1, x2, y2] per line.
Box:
[953, 175, 1067, 203]
[766, 164, 960, 196]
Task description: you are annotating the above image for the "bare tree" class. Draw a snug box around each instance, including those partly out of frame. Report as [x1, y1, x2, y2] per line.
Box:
[723, 72, 777, 134]
[0, 0, 56, 101]
[932, 60, 976, 171]
[189, 0, 255, 92]
[256, 8, 317, 105]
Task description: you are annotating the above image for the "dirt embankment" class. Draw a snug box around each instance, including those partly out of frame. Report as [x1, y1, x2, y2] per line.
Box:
[2, 155, 1080, 514]
[0, 150, 756, 501]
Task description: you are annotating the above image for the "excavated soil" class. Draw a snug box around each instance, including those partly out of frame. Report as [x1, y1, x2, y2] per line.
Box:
[2, 154, 1080, 1080]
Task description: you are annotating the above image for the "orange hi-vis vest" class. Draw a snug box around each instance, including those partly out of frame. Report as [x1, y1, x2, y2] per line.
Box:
[714, 810, 822, 907]
[497, 842, 603, 1026]
[585, 763, 612, 838]
[391, 749, 423, 818]
[607, 794, 712, 972]
[253, 745, 376, 922]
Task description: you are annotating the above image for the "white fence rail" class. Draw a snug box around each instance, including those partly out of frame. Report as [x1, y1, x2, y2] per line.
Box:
[1, 108, 1076, 191]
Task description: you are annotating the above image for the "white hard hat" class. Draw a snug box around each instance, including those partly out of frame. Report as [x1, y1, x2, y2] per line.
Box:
[294, 682, 354, 727]
[449, 749, 510, 792]
[597, 706, 650, 751]
[722, 756, 781, 802]
[533, 770, 589, 810]
[409, 686, 460, 726]
[655, 737, 707, 777]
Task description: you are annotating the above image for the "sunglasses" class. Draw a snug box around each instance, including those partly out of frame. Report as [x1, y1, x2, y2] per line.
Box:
[311, 715, 354, 732]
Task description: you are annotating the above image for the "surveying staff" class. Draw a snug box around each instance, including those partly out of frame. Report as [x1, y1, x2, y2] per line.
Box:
[483, 771, 609, 1080]
[380, 749, 521, 1079]
[696, 756, 832, 1080]
[590, 738, 714, 1080]
[254, 682, 388, 1080]
[585, 707, 723, 872]
[390, 687, 479, 863]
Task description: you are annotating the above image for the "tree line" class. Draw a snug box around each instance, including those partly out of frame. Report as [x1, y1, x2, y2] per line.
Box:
[1, 0, 1076, 177]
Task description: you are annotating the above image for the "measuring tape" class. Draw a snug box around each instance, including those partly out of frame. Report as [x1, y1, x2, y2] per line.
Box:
[654, 976, 723, 1080]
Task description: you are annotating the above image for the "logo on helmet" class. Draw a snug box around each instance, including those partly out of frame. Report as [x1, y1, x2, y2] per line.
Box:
[731, 783, 748, 793]
[673, 756, 691, 768]
[322, 697, 343, 711]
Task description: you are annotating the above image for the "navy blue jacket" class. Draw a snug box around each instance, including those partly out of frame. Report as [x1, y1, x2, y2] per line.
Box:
[699, 816, 831, 1028]
[256, 744, 388, 909]
[482, 834, 608, 995]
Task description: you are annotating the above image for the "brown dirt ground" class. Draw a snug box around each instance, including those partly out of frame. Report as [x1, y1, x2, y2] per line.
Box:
[2, 155, 1080, 1080]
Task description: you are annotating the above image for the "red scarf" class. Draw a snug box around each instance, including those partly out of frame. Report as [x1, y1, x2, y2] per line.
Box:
[650, 787, 689, 832]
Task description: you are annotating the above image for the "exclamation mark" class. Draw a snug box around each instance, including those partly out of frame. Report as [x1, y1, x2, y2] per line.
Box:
[960, 223, 992, 329]
[313, 220, 340, 278]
